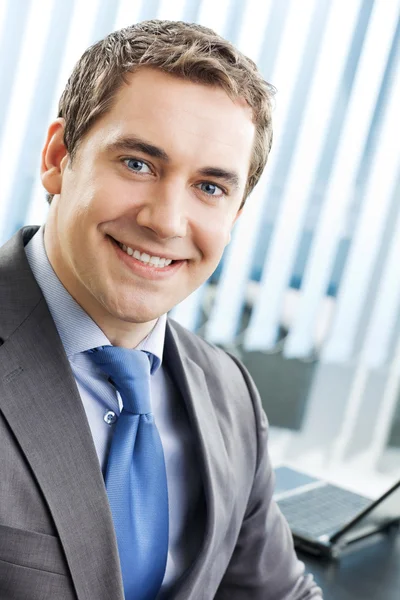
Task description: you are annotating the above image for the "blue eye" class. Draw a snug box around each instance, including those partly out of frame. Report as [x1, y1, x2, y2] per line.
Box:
[123, 159, 152, 173]
[198, 182, 224, 196]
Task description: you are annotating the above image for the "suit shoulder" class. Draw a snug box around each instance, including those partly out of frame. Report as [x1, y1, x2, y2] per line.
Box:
[168, 317, 232, 361]
[167, 317, 250, 389]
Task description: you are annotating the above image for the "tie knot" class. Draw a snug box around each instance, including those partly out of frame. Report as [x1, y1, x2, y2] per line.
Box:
[86, 346, 154, 414]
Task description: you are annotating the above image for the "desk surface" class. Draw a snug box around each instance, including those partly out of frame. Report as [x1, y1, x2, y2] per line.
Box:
[300, 530, 400, 600]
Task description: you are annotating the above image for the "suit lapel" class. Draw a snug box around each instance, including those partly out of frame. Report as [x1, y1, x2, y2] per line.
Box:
[0, 229, 123, 600]
[164, 322, 234, 599]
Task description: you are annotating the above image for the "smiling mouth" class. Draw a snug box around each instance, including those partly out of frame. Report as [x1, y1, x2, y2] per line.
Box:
[108, 236, 180, 269]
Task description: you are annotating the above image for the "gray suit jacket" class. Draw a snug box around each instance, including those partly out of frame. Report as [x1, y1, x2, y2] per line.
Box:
[0, 226, 322, 600]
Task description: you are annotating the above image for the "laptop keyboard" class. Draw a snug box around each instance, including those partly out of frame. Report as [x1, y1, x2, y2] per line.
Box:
[277, 484, 372, 538]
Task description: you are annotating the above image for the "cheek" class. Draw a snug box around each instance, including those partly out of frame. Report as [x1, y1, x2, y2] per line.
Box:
[63, 190, 114, 238]
[91, 177, 149, 223]
[197, 217, 233, 261]
[61, 162, 116, 216]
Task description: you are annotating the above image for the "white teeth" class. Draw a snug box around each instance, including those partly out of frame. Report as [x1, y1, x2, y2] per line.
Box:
[117, 241, 174, 268]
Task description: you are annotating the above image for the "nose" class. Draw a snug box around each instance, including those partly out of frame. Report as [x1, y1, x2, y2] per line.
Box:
[135, 181, 188, 240]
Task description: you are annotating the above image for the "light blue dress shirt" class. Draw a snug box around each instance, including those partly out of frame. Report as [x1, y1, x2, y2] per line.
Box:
[25, 225, 203, 596]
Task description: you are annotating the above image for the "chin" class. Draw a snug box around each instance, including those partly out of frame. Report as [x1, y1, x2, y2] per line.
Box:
[108, 301, 164, 324]
[100, 285, 175, 324]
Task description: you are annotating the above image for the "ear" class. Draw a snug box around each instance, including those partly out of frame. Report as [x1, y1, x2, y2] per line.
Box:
[41, 118, 68, 195]
[233, 207, 243, 226]
[226, 207, 243, 244]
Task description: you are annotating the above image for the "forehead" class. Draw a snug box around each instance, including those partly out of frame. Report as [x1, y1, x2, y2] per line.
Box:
[88, 68, 255, 174]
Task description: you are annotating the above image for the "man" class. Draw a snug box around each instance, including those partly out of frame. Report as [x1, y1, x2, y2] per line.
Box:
[0, 20, 322, 600]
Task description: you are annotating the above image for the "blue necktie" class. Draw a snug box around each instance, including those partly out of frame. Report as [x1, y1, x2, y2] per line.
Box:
[87, 346, 169, 600]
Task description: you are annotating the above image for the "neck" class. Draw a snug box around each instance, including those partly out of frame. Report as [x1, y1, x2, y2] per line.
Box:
[92, 313, 157, 349]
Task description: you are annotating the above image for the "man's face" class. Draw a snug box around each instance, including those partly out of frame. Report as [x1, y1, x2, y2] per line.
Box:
[43, 68, 255, 330]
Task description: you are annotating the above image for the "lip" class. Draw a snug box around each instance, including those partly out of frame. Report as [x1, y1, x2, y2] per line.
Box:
[110, 236, 181, 262]
[109, 236, 185, 280]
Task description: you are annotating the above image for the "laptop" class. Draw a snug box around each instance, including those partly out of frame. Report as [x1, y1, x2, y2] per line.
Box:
[273, 465, 400, 558]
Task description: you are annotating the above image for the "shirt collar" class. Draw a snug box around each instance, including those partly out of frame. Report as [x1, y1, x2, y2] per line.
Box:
[24, 225, 166, 365]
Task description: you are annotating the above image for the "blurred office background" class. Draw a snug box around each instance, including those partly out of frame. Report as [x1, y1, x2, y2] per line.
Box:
[1, 0, 400, 497]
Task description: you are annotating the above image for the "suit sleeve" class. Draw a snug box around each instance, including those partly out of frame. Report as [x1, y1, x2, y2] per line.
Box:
[215, 355, 323, 600]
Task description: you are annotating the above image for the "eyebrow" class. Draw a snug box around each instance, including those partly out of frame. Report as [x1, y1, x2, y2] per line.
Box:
[197, 167, 240, 191]
[108, 135, 241, 190]
[108, 136, 170, 161]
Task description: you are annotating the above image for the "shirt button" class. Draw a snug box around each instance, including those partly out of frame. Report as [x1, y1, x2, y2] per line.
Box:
[104, 410, 117, 425]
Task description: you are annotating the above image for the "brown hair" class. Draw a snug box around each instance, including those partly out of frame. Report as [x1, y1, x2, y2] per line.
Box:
[50, 20, 275, 205]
